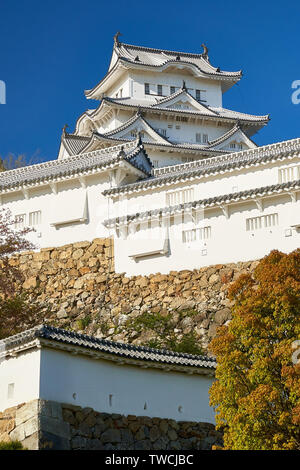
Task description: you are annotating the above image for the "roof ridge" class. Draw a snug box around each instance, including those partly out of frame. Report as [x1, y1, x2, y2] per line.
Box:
[104, 178, 300, 225]
[0, 324, 216, 370]
[102, 138, 300, 196]
[120, 42, 207, 59]
[102, 97, 268, 123]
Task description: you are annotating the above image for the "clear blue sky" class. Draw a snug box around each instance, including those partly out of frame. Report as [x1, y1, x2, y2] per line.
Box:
[1, 0, 300, 164]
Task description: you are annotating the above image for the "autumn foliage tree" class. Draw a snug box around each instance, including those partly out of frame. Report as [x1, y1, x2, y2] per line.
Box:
[0, 208, 40, 339]
[209, 249, 300, 450]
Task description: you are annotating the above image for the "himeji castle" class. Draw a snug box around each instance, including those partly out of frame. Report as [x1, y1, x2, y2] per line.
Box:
[1, 34, 300, 275]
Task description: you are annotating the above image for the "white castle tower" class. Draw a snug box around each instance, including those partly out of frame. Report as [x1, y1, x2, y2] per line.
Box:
[58, 33, 269, 166]
[0, 35, 299, 276]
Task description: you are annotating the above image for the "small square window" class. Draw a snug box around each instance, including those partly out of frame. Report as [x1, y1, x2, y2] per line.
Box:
[170, 86, 176, 94]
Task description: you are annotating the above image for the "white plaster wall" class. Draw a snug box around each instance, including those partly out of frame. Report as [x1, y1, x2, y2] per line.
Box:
[0, 349, 41, 411]
[97, 108, 231, 148]
[113, 195, 300, 276]
[129, 71, 223, 108]
[39, 348, 215, 423]
[1, 173, 111, 249]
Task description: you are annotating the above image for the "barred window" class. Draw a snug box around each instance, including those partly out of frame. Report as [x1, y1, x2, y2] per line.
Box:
[246, 213, 278, 231]
[144, 83, 150, 95]
[166, 188, 194, 206]
[29, 210, 41, 226]
[182, 226, 211, 243]
[157, 84, 163, 96]
[278, 165, 300, 183]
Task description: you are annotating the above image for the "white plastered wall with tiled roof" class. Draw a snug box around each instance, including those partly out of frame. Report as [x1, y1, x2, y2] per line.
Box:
[112, 193, 300, 276]
[105, 150, 300, 275]
[39, 348, 215, 422]
[1, 173, 111, 248]
[108, 156, 300, 217]
[0, 326, 216, 422]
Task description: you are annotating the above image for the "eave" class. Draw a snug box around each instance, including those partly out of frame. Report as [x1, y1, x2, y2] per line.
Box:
[85, 56, 242, 99]
[102, 137, 300, 197]
[78, 98, 269, 136]
[104, 179, 300, 227]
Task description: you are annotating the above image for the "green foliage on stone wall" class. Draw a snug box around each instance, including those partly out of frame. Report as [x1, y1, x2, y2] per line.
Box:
[125, 311, 204, 355]
[0, 440, 25, 450]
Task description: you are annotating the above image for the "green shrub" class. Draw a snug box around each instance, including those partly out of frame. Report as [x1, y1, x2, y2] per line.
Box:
[76, 315, 91, 330]
[126, 312, 204, 355]
[0, 440, 25, 450]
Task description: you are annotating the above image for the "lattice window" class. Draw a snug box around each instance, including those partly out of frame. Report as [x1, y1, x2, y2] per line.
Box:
[29, 210, 41, 226]
[246, 213, 278, 231]
[196, 133, 202, 143]
[157, 84, 163, 96]
[166, 188, 194, 206]
[278, 165, 300, 183]
[14, 214, 26, 229]
[176, 116, 188, 122]
[182, 226, 211, 243]
[144, 83, 150, 95]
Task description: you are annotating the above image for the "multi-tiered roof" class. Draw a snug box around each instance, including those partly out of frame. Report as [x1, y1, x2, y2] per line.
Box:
[58, 35, 269, 163]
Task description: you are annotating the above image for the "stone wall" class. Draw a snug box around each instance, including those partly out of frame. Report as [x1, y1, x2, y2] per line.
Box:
[10, 237, 259, 350]
[0, 400, 223, 450]
[0, 400, 70, 450]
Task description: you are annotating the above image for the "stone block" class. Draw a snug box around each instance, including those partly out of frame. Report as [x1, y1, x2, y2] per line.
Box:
[9, 423, 26, 441]
[100, 428, 121, 443]
[15, 400, 39, 426]
[39, 415, 70, 439]
[24, 417, 39, 437]
[22, 431, 39, 450]
[40, 430, 71, 450]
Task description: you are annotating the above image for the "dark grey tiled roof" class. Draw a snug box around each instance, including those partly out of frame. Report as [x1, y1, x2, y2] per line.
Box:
[104, 179, 300, 226]
[103, 96, 269, 124]
[63, 134, 90, 155]
[103, 143, 300, 196]
[0, 142, 149, 191]
[0, 325, 216, 371]
[116, 42, 241, 78]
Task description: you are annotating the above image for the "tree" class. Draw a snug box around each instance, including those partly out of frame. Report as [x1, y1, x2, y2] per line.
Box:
[0, 208, 34, 297]
[209, 249, 300, 450]
[0, 208, 40, 339]
[0, 153, 27, 171]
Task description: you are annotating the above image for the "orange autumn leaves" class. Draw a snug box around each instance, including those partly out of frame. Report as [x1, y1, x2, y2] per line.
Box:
[209, 249, 300, 450]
